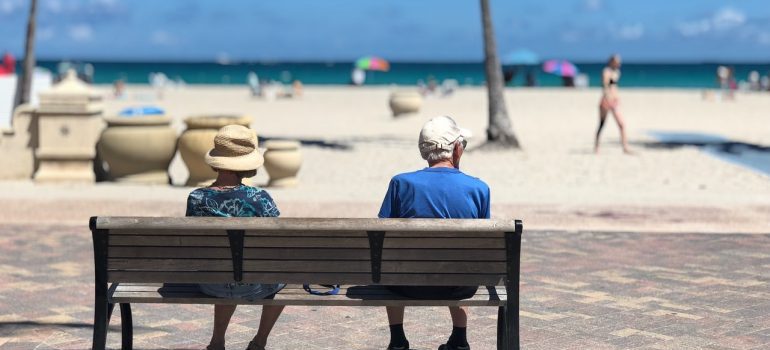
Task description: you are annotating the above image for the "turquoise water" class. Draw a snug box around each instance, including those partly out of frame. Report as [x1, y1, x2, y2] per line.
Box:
[36, 60, 770, 88]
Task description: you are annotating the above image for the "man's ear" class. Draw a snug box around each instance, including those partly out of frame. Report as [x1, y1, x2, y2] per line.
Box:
[452, 142, 463, 168]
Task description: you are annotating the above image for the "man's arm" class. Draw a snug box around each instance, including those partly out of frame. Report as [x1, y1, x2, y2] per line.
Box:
[377, 178, 399, 218]
[481, 186, 491, 219]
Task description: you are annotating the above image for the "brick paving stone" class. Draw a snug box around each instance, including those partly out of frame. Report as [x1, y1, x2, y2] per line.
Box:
[0, 224, 768, 349]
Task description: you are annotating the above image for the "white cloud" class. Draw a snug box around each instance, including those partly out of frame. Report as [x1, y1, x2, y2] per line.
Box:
[0, 0, 23, 15]
[677, 7, 747, 37]
[712, 7, 746, 30]
[583, 0, 603, 12]
[68, 24, 93, 42]
[616, 23, 645, 40]
[150, 30, 176, 46]
[44, 0, 63, 14]
[678, 19, 711, 37]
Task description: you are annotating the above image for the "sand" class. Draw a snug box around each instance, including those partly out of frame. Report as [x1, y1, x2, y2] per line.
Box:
[2, 85, 769, 232]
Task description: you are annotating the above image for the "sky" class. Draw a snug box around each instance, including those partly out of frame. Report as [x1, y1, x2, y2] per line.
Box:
[1, 0, 770, 62]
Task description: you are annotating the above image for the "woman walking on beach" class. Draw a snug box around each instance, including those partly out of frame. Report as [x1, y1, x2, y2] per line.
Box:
[595, 54, 631, 154]
[186, 125, 285, 350]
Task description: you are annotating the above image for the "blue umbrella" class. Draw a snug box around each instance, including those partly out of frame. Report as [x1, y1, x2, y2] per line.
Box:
[119, 106, 165, 117]
[502, 49, 540, 65]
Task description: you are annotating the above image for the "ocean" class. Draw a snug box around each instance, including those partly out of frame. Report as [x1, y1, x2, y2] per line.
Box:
[36, 60, 770, 89]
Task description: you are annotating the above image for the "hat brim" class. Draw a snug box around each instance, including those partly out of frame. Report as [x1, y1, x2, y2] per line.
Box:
[204, 149, 264, 171]
[458, 127, 473, 139]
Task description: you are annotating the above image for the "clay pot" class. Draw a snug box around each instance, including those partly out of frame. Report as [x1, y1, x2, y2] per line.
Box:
[263, 140, 302, 187]
[389, 91, 422, 116]
[178, 115, 253, 187]
[97, 115, 177, 184]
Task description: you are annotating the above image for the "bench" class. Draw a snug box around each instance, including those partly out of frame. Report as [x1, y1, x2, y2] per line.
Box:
[90, 216, 523, 350]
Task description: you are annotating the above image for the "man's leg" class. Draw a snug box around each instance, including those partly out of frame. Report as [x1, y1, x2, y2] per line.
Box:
[386, 306, 409, 349]
[445, 306, 470, 349]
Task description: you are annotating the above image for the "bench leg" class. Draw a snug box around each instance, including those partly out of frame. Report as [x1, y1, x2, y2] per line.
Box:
[120, 303, 133, 350]
[505, 301, 520, 350]
[497, 306, 506, 350]
[92, 294, 109, 350]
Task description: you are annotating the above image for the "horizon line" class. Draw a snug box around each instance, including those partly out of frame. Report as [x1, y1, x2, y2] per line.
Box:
[32, 57, 770, 65]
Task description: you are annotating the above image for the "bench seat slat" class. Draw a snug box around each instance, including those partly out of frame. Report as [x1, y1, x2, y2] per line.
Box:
[109, 247, 506, 261]
[108, 271, 505, 286]
[108, 259, 505, 274]
[109, 236, 504, 249]
[96, 217, 519, 232]
[110, 229, 505, 238]
[109, 283, 507, 307]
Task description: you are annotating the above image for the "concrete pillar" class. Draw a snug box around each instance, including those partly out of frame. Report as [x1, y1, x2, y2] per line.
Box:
[33, 70, 103, 183]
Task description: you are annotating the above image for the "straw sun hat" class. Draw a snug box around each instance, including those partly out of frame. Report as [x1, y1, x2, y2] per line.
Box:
[204, 125, 264, 171]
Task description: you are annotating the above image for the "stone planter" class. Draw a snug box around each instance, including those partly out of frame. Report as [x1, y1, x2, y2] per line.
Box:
[178, 115, 253, 186]
[97, 115, 177, 184]
[389, 91, 422, 117]
[263, 140, 302, 187]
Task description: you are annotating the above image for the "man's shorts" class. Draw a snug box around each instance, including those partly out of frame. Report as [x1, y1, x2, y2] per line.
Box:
[386, 286, 478, 300]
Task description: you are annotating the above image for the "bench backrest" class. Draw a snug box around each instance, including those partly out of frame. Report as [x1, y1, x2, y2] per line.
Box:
[91, 217, 522, 287]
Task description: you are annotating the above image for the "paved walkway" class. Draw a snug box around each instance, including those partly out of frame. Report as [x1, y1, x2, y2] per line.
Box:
[0, 224, 768, 349]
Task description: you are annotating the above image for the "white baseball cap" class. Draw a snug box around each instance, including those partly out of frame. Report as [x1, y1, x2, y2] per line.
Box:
[418, 116, 472, 158]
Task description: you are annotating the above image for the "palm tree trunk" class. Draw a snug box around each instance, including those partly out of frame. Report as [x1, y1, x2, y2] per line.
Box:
[480, 0, 520, 148]
[14, 0, 37, 108]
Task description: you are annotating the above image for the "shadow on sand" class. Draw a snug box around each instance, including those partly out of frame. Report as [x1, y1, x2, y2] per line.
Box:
[643, 131, 770, 176]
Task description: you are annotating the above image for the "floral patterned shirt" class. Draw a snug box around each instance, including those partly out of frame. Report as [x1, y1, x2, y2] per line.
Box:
[185, 185, 280, 218]
[185, 184, 283, 299]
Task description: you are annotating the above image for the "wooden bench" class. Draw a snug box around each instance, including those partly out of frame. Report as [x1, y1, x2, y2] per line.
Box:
[90, 217, 523, 350]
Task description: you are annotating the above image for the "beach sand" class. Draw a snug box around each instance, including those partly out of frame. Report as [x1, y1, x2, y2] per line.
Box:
[2, 85, 769, 232]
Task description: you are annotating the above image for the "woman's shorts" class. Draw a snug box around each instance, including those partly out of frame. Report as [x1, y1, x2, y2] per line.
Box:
[199, 283, 285, 301]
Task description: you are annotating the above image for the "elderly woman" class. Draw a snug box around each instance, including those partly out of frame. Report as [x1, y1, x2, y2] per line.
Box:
[186, 125, 284, 350]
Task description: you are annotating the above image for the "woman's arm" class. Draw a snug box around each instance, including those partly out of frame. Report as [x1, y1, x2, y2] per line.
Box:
[601, 68, 611, 95]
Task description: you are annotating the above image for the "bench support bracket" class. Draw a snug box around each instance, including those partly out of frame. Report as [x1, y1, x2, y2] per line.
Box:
[227, 230, 245, 282]
[367, 231, 385, 283]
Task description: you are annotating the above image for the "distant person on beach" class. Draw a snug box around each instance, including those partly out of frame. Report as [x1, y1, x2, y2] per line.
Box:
[186, 125, 285, 350]
[726, 66, 738, 99]
[525, 70, 537, 87]
[248, 71, 261, 97]
[595, 54, 631, 154]
[503, 67, 517, 86]
[378, 116, 490, 350]
[0, 51, 14, 75]
[112, 79, 125, 99]
[351, 68, 365, 86]
[749, 71, 760, 91]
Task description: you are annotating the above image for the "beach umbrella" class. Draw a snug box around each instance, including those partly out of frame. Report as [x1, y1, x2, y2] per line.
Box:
[542, 59, 579, 77]
[502, 49, 539, 65]
[355, 56, 390, 72]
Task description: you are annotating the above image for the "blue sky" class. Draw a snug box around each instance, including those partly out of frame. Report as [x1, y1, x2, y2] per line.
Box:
[1, 0, 770, 62]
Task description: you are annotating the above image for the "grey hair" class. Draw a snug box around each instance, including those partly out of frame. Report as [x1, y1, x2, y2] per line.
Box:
[420, 144, 455, 162]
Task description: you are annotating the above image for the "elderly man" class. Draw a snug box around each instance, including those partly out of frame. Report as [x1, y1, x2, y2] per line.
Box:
[378, 116, 490, 350]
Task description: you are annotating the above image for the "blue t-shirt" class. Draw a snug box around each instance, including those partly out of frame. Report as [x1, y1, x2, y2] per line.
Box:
[378, 167, 490, 219]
